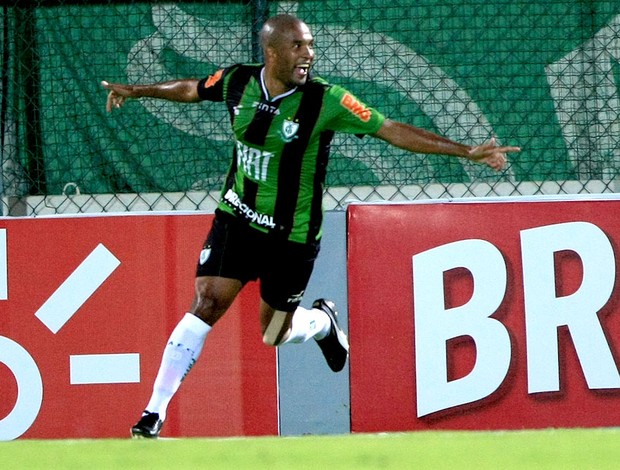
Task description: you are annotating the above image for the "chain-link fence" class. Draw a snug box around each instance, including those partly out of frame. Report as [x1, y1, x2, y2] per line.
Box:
[1, 0, 619, 216]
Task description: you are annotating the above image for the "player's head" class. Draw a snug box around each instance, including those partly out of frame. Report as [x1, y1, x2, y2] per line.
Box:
[260, 14, 314, 89]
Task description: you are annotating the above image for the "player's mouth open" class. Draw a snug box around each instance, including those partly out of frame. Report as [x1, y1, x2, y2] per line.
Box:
[295, 64, 310, 77]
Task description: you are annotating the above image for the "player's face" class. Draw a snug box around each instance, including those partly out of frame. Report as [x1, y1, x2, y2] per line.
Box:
[270, 22, 315, 89]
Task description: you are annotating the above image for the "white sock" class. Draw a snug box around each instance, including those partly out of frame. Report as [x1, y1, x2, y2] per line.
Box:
[144, 313, 212, 421]
[280, 305, 331, 345]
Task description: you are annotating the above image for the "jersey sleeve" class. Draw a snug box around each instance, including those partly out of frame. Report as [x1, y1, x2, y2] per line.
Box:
[196, 68, 228, 102]
[323, 84, 385, 136]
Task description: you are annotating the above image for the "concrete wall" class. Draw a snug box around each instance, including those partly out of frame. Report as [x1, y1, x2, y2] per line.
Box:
[277, 211, 350, 435]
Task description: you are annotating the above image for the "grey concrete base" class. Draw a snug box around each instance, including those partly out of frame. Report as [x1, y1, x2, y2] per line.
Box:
[277, 211, 350, 435]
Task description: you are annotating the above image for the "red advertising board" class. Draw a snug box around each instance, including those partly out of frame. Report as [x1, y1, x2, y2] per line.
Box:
[347, 197, 620, 432]
[0, 214, 277, 440]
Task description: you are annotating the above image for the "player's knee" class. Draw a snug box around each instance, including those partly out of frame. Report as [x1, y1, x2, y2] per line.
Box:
[262, 311, 291, 347]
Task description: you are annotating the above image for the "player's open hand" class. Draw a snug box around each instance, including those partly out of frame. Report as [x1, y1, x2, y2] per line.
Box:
[468, 137, 520, 171]
[101, 81, 133, 113]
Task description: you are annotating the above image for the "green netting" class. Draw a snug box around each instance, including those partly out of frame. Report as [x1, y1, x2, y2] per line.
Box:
[1, 0, 619, 215]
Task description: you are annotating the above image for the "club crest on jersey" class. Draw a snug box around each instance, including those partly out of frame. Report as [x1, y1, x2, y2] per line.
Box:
[281, 120, 299, 142]
[199, 247, 211, 265]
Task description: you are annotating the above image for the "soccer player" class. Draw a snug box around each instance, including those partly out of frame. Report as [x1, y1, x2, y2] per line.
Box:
[102, 14, 520, 438]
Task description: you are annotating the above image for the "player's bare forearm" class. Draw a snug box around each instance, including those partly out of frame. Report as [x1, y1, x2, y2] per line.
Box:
[373, 119, 520, 171]
[102, 79, 201, 112]
[373, 119, 472, 157]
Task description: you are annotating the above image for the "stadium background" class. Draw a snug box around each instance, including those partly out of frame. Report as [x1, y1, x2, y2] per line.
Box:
[2, 0, 620, 441]
[1, 0, 619, 215]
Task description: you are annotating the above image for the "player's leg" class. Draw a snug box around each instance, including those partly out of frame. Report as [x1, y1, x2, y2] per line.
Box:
[260, 301, 327, 345]
[132, 211, 251, 438]
[149, 276, 241, 411]
[260, 300, 349, 372]
[131, 276, 241, 439]
[145, 277, 241, 415]
[259, 239, 349, 372]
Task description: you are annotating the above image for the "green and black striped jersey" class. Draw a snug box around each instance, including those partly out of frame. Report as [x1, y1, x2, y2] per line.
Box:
[197, 64, 385, 244]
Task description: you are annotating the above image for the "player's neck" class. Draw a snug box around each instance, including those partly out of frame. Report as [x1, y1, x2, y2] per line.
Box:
[261, 67, 295, 100]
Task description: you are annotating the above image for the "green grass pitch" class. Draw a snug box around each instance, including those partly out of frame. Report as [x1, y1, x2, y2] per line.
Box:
[2, 429, 620, 469]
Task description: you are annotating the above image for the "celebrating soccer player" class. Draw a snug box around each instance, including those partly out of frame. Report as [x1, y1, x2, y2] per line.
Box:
[102, 14, 519, 438]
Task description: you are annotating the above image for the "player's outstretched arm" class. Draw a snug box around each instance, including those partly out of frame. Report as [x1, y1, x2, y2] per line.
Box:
[372, 118, 520, 171]
[101, 79, 202, 112]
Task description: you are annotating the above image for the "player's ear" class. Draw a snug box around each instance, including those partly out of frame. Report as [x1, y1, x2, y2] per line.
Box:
[265, 46, 277, 61]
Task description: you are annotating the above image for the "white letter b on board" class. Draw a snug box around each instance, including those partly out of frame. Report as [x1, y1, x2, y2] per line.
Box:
[413, 239, 510, 417]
